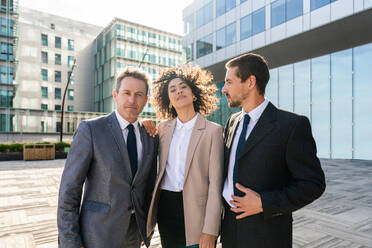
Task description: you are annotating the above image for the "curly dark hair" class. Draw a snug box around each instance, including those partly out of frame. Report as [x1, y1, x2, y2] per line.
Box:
[150, 64, 219, 120]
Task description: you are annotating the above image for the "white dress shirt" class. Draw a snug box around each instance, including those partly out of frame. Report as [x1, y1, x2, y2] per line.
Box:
[160, 113, 198, 192]
[115, 110, 143, 168]
[223, 99, 269, 207]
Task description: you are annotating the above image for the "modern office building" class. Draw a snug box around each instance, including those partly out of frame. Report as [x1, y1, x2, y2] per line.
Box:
[0, 6, 185, 142]
[183, 0, 372, 159]
[1, 7, 106, 142]
[94, 18, 184, 118]
[0, 0, 18, 132]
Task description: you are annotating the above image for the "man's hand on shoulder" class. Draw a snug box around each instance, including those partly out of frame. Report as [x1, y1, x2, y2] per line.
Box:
[230, 183, 263, 219]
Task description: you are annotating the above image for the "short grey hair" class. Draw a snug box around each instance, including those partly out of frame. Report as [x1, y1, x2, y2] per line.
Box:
[116, 67, 151, 94]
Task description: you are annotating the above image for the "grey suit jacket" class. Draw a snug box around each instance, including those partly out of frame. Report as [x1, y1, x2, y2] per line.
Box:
[57, 112, 158, 248]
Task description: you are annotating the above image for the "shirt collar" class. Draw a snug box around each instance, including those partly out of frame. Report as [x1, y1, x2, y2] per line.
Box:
[241, 98, 269, 122]
[115, 109, 139, 131]
[176, 113, 198, 130]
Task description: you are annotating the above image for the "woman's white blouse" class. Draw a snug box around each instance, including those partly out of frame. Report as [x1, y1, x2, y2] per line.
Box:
[160, 113, 198, 192]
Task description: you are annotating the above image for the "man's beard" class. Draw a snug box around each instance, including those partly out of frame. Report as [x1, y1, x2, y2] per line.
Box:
[228, 99, 241, 108]
[227, 92, 247, 108]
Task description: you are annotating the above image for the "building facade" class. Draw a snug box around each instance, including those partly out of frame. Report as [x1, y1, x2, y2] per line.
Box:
[94, 18, 185, 119]
[0, 0, 18, 132]
[183, 0, 372, 159]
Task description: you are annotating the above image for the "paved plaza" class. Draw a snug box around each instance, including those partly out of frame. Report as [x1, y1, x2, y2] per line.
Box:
[0, 159, 371, 248]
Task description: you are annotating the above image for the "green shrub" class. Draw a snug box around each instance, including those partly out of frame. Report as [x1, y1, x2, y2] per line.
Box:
[0, 144, 7, 152]
[54, 142, 70, 152]
[9, 143, 23, 152]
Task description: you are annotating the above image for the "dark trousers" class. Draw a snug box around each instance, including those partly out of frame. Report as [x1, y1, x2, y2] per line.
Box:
[157, 190, 187, 248]
[221, 200, 292, 248]
[122, 214, 141, 248]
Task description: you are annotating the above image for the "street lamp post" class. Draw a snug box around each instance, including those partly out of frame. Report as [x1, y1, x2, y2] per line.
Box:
[59, 59, 76, 142]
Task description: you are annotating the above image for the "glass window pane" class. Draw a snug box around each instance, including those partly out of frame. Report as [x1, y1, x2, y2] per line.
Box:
[196, 34, 213, 58]
[216, 0, 225, 17]
[68, 39, 74, 51]
[55, 54, 61, 65]
[294, 60, 310, 119]
[311, 54, 330, 158]
[240, 14, 252, 40]
[196, 7, 204, 28]
[287, 0, 303, 21]
[252, 7, 265, 36]
[353, 43, 372, 160]
[331, 49, 352, 159]
[226, 0, 236, 12]
[225, 22, 236, 47]
[55, 36, 61, 48]
[311, 0, 331, 11]
[204, 2, 213, 24]
[41, 34, 48, 46]
[271, 0, 286, 27]
[266, 68, 278, 106]
[278, 64, 294, 111]
[216, 27, 225, 50]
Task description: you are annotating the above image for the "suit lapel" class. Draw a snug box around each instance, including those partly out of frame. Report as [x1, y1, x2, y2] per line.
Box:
[238, 102, 277, 159]
[159, 119, 176, 177]
[107, 112, 133, 182]
[183, 115, 205, 183]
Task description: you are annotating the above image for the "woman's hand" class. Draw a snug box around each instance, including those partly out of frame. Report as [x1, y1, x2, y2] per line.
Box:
[199, 233, 216, 248]
[142, 119, 157, 137]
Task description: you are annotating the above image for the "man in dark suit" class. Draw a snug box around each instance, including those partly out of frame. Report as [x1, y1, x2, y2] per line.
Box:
[57, 67, 158, 248]
[221, 53, 326, 248]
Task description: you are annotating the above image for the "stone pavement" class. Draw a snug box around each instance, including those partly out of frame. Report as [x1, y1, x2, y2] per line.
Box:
[0, 159, 371, 248]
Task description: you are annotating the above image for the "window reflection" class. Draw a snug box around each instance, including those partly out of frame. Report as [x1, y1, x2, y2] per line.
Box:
[331, 49, 352, 159]
[353, 43, 372, 159]
[311, 55, 330, 158]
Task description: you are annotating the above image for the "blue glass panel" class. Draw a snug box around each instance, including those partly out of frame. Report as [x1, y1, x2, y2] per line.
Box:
[266, 68, 278, 106]
[216, 27, 225, 50]
[353, 43, 372, 160]
[240, 0, 248, 3]
[226, 0, 236, 12]
[311, 55, 330, 158]
[240, 14, 252, 40]
[278, 64, 294, 111]
[196, 34, 213, 58]
[204, 2, 213, 24]
[286, 0, 303, 21]
[252, 7, 265, 36]
[331, 49, 352, 159]
[294, 60, 310, 119]
[216, 0, 225, 17]
[225, 22, 236, 47]
[196, 7, 204, 28]
[271, 0, 286, 27]
[311, 0, 334, 11]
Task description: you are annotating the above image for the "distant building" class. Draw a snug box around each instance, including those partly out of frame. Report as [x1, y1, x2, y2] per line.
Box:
[0, 0, 18, 133]
[94, 18, 185, 119]
[0, 6, 184, 143]
[183, 0, 372, 160]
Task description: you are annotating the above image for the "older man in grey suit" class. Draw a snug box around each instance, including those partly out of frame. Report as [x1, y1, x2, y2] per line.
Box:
[57, 67, 158, 248]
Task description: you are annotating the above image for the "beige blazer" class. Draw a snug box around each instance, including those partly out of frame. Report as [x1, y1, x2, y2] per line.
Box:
[147, 114, 224, 246]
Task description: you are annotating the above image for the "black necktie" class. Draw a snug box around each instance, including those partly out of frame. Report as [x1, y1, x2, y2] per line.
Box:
[233, 114, 250, 196]
[127, 124, 138, 177]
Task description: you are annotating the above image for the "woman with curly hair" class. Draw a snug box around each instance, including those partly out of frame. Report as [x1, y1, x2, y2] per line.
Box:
[144, 65, 224, 248]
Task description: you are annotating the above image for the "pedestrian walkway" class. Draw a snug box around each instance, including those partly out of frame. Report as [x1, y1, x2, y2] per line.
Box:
[0, 159, 371, 248]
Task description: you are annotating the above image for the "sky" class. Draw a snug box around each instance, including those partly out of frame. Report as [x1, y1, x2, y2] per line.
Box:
[20, 0, 194, 35]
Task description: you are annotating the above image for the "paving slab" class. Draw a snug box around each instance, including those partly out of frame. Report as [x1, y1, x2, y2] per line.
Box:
[0, 159, 371, 247]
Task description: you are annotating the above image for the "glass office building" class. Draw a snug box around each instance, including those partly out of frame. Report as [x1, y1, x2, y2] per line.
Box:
[183, 0, 372, 159]
[94, 18, 185, 120]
